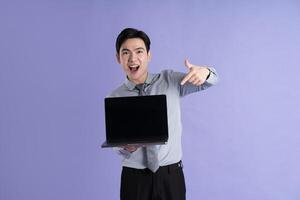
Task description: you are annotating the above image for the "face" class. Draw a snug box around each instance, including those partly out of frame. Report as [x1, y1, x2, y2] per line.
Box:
[117, 38, 151, 84]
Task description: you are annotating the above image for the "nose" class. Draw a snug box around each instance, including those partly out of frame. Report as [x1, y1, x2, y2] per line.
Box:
[129, 52, 137, 62]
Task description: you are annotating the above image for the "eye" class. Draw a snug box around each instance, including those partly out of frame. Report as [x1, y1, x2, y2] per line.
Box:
[137, 50, 143, 54]
[122, 51, 129, 55]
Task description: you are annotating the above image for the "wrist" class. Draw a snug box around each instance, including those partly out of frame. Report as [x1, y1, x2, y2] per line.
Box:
[205, 67, 211, 80]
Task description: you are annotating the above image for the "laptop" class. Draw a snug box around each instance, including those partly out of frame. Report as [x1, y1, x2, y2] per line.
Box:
[101, 95, 169, 148]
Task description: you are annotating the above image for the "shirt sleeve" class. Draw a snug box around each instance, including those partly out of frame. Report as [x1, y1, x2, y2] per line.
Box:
[169, 67, 219, 97]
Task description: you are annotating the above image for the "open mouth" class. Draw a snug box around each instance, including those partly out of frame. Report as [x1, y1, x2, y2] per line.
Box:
[129, 65, 140, 72]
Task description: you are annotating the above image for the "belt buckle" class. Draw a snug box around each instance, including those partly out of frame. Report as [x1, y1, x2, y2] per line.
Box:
[178, 161, 183, 168]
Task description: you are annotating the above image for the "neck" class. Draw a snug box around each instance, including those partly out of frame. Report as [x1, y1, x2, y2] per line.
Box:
[129, 72, 148, 84]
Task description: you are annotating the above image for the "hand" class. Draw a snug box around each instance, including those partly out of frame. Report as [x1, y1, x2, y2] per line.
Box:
[180, 59, 210, 86]
[122, 145, 142, 153]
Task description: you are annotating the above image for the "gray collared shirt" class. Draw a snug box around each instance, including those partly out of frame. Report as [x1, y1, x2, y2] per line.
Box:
[109, 68, 219, 169]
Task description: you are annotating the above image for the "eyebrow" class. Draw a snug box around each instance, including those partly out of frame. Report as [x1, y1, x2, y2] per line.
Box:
[121, 47, 146, 52]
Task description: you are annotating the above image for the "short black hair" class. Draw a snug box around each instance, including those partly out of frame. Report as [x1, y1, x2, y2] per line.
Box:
[115, 28, 151, 54]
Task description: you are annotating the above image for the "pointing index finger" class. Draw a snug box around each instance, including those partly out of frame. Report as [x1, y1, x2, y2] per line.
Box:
[180, 71, 194, 85]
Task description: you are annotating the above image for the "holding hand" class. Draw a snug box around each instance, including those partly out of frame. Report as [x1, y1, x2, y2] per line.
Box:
[123, 145, 143, 153]
[180, 59, 210, 86]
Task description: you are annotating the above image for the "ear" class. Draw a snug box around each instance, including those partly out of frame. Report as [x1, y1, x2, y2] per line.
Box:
[116, 53, 121, 64]
[147, 51, 152, 61]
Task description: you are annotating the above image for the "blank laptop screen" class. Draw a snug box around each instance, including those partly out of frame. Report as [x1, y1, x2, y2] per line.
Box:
[105, 95, 168, 144]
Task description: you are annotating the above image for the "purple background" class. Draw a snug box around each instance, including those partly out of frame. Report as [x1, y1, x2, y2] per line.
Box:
[1, 0, 300, 199]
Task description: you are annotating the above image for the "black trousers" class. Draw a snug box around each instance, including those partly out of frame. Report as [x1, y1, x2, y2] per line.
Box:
[120, 161, 186, 200]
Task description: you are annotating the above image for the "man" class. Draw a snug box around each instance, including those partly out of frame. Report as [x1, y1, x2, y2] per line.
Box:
[109, 28, 219, 200]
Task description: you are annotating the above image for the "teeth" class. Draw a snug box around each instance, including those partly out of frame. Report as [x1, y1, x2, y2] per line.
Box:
[129, 65, 139, 71]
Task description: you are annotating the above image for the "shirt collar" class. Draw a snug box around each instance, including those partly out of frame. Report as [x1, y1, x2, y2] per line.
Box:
[124, 72, 156, 90]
